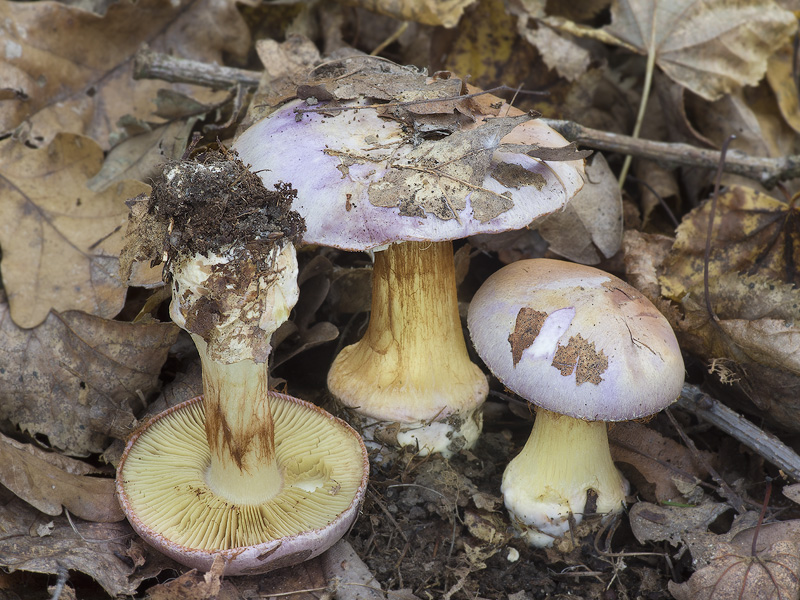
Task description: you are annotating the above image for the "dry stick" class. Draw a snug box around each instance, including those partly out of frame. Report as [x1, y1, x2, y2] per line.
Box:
[665, 408, 747, 514]
[132, 48, 800, 186]
[676, 383, 800, 482]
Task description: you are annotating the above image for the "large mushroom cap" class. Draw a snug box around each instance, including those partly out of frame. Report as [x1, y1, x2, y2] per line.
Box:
[116, 393, 369, 575]
[468, 259, 684, 421]
[233, 77, 585, 250]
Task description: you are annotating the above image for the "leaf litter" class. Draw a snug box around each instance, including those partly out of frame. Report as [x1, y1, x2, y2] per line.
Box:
[3, 0, 800, 598]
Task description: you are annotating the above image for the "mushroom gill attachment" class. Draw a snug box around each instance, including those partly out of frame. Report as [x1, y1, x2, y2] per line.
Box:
[116, 394, 369, 574]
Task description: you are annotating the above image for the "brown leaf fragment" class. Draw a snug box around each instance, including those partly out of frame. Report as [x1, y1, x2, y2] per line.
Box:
[0, 432, 123, 522]
[551, 334, 607, 385]
[610, 421, 710, 503]
[660, 186, 800, 301]
[767, 43, 800, 135]
[539, 152, 622, 264]
[629, 501, 730, 546]
[146, 556, 239, 600]
[601, 0, 798, 102]
[0, 291, 179, 455]
[0, 0, 249, 148]
[668, 541, 800, 600]
[338, 0, 478, 27]
[508, 307, 548, 366]
[0, 495, 158, 597]
[0, 134, 150, 328]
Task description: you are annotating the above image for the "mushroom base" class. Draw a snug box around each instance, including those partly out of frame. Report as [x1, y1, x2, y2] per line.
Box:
[501, 409, 628, 547]
[116, 394, 369, 575]
[347, 405, 484, 458]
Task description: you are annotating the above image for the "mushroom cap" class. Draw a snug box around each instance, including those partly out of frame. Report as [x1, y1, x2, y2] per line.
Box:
[232, 99, 585, 251]
[116, 394, 369, 575]
[467, 259, 684, 421]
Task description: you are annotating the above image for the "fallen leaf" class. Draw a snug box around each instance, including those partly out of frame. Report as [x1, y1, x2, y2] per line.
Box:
[146, 556, 239, 600]
[0, 494, 162, 597]
[537, 152, 622, 264]
[660, 186, 800, 300]
[544, 0, 797, 102]
[87, 116, 201, 193]
[629, 501, 730, 546]
[0, 0, 249, 148]
[338, 0, 478, 27]
[669, 540, 800, 600]
[0, 290, 179, 455]
[603, 0, 797, 102]
[767, 42, 800, 135]
[0, 432, 123, 522]
[609, 421, 710, 503]
[0, 133, 150, 329]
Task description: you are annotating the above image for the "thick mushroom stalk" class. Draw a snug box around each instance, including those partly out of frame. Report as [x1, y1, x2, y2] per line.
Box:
[328, 240, 486, 455]
[169, 243, 299, 504]
[501, 409, 628, 547]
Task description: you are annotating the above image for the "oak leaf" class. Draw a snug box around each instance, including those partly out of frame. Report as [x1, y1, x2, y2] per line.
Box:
[0, 133, 150, 328]
[0, 290, 179, 455]
[0, 0, 249, 148]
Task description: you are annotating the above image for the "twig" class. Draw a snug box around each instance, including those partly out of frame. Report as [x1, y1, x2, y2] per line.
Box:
[49, 567, 68, 600]
[676, 383, 800, 482]
[541, 119, 800, 187]
[133, 47, 260, 89]
[132, 48, 800, 186]
[665, 408, 747, 514]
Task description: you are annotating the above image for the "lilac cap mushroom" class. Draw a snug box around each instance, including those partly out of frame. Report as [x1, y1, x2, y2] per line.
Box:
[467, 259, 684, 546]
[233, 67, 585, 457]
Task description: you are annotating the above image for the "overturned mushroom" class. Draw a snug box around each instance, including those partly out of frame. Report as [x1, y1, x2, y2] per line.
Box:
[116, 152, 369, 574]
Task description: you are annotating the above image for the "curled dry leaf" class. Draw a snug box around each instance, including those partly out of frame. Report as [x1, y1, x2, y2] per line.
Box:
[0, 133, 150, 329]
[537, 152, 622, 264]
[337, 0, 477, 27]
[145, 556, 239, 600]
[0, 290, 179, 455]
[609, 421, 710, 503]
[0, 0, 249, 148]
[544, 0, 797, 102]
[0, 432, 123, 522]
[0, 495, 163, 597]
[767, 43, 800, 135]
[629, 501, 730, 546]
[668, 541, 800, 600]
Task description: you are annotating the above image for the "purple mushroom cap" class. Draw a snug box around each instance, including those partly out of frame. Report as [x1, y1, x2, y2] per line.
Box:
[468, 259, 684, 421]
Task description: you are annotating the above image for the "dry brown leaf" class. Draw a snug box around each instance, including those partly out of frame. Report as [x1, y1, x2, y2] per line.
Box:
[0, 432, 123, 522]
[0, 290, 179, 455]
[629, 501, 731, 546]
[768, 43, 800, 135]
[669, 540, 800, 600]
[0, 494, 167, 597]
[660, 186, 800, 301]
[0, 134, 150, 328]
[146, 556, 240, 600]
[610, 421, 710, 503]
[537, 152, 622, 264]
[338, 0, 477, 27]
[0, 0, 249, 149]
[549, 0, 797, 102]
[87, 117, 201, 193]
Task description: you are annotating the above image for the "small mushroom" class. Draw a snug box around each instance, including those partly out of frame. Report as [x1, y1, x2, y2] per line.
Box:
[467, 259, 684, 547]
[116, 155, 369, 574]
[233, 61, 586, 456]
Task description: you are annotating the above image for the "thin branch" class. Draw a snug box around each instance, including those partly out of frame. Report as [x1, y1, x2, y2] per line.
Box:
[676, 383, 800, 482]
[541, 119, 800, 187]
[132, 49, 800, 186]
[133, 47, 260, 89]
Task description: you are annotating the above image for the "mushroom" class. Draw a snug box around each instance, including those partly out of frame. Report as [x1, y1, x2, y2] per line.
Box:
[467, 259, 684, 547]
[115, 154, 369, 574]
[232, 59, 586, 456]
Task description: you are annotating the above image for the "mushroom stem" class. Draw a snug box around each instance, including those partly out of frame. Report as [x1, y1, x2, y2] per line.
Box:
[327, 240, 487, 455]
[501, 408, 627, 547]
[191, 336, 283, 505]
